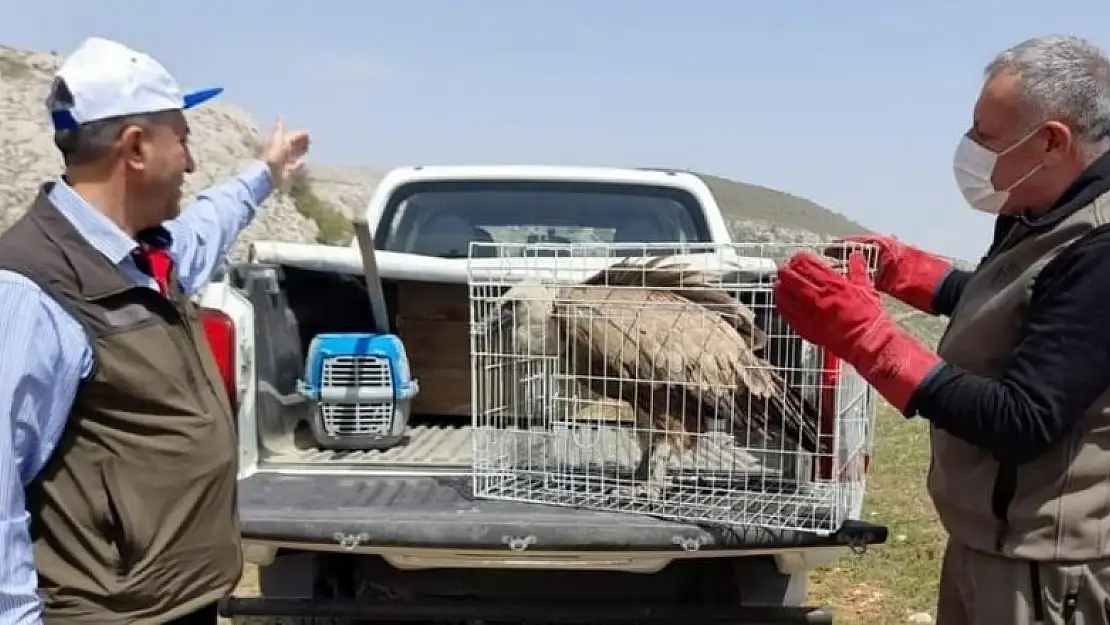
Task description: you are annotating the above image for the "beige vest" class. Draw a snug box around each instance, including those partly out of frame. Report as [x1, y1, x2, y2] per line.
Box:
[929, 190, 1110, 561]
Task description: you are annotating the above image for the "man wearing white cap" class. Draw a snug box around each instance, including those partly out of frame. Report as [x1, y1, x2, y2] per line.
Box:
[0, 37, 309, 623]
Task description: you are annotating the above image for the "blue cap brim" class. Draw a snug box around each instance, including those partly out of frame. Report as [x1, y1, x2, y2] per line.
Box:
[183, 87, 224, 109]
[51, 109, 78, 130]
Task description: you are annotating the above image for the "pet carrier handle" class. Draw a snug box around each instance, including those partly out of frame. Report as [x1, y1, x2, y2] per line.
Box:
[352, 216, 391, 335]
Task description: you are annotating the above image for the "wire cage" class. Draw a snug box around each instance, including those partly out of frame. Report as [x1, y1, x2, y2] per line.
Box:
[467, 241, 877, 536]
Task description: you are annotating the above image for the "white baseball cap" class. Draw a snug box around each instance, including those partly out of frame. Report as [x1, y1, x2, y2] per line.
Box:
[47, 37, 222, 130]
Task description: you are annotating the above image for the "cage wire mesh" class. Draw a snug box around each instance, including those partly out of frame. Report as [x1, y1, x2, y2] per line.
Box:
[468, 241, 877, 535]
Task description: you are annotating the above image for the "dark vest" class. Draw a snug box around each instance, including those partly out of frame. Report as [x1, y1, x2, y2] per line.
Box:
[931, 183, 1110, 561]
[0, 185, 242, 623]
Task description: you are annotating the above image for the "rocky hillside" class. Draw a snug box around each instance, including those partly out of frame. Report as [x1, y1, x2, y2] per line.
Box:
[306, 164, 391, 220]
[0, 45, 318, 259]
[696, 172, 869, 244]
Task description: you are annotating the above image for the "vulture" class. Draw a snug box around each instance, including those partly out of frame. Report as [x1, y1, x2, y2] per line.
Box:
[481, 256, 821, 500]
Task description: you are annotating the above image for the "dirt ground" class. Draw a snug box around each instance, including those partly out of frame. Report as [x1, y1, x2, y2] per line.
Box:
[807, 401, 944, 624]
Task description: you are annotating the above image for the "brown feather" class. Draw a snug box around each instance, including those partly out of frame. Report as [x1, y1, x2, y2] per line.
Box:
[550, 274, 819, 456]
[579, 256, 768, 351]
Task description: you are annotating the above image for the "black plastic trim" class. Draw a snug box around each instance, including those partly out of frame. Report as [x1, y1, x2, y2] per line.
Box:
[238, 472, 888, 552]
[218, 596, 836, 623]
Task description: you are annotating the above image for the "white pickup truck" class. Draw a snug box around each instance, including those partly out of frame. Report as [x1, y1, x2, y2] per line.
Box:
[195, 165, 888, 624]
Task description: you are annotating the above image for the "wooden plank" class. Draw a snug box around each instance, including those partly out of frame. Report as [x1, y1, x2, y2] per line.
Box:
[394, 281, 469, 321]
[398, 319, 470, 368]
[412, 369, 472, 417]
[390, 280, 471, 417]
[391, 279, 634, 423]
[397, 317, 471, 417]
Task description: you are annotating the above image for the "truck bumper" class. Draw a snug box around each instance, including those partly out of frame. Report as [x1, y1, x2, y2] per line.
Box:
[219, 596, 837, 623]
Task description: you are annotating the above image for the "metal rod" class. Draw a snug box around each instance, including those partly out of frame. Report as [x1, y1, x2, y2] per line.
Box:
[218, 597, 835, 624]
[351, 216, 391, 335]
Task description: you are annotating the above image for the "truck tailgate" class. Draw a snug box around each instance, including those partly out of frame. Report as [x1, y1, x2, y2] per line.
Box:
[238, 472, 887, 554]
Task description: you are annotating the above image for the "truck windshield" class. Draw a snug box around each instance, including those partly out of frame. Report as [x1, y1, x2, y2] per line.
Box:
[376, 179, 712, 258]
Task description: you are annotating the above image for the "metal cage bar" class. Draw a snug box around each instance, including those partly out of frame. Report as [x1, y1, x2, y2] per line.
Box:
[467, 241, 877, 535]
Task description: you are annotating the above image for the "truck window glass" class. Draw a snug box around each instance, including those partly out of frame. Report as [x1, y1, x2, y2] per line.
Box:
[376, 180, 712, 258]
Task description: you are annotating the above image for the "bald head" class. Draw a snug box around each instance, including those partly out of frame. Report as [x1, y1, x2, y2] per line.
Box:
[965, 36, 1110, 214]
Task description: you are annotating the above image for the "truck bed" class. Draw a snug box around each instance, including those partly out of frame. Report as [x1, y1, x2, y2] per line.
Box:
[235, 263, 886, 554]
[264, 423, 475, 472]
[261, 422, 775, 475]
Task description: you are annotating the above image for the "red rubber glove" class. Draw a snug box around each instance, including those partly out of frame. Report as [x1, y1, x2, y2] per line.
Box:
[773, 250, 943, 412]
[824, 235, 952, 314]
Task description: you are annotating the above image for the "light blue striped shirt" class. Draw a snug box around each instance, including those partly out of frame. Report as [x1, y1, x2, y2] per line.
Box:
[0, 162, 272, 624]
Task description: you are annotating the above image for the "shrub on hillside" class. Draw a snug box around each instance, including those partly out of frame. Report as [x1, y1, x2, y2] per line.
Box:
[287, 167, 353, 245]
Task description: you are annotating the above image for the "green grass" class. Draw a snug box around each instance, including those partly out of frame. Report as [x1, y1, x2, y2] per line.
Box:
[808, 400, 945, 623]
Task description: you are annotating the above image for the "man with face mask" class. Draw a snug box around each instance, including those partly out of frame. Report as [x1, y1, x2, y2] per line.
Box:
[0, 37, 309, 624]
[773, 35, 1110, 624]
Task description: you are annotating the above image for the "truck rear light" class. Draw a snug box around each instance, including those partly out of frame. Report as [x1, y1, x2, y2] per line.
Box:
[814, 348, 871, 481]
[198, 307, 237, 412]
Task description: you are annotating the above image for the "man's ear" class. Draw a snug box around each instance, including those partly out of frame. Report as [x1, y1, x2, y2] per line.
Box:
[118, 123, 148, 172]
[1042, 121, 1075, 166]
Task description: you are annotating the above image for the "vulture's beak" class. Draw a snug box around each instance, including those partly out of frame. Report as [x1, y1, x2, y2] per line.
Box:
[481, 305, 516, 336]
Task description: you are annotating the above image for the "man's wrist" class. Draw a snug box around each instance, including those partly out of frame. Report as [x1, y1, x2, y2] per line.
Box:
[240, 160, 275, 206]
[926, 265, 956, 310]
[844, 321, 943, 413]
[889, 252, 953, 314]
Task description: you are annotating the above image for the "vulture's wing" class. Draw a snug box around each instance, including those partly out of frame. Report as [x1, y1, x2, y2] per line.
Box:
[580, 257, 768, 351]
[552, 286, 818, 453]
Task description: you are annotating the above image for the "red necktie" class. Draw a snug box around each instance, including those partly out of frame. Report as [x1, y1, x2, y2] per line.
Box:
[136, 244, 174, 296]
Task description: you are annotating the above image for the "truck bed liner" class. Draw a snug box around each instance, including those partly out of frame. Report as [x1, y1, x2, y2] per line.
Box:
[262, 423, 781, 476]
[266, 424, 475, 470]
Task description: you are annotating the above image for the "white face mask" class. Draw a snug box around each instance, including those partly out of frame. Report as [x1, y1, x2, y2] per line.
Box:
[953, 127, 1045, 214]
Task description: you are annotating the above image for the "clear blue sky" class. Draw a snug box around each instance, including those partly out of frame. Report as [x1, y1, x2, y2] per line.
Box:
[2, 1, 1108, 261]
